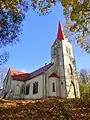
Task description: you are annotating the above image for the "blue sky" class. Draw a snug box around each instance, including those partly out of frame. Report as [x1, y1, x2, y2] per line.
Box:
[1, 3, 90, 73]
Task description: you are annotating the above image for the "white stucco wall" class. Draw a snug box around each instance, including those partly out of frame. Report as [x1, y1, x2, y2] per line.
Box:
[2, 75, 12, 98]
[51, 38, 80, 98]
[47, 77, 59, 97]
[62, 39, 80, 98]
[25, 74, 44, 100]
[60, 77, 67, 98]
[66, 79, 75, 98]
[10, 80, 24, 99]
[0, 89, 2, 96]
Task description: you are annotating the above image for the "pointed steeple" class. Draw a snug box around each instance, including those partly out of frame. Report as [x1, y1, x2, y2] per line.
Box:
[56, 21, 64, 40]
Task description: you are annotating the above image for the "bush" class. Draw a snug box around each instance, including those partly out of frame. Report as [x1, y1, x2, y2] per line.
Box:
[80, 83, 90, 99]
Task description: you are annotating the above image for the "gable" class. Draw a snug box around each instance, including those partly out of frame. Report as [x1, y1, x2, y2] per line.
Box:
[49, 73, 60, 78]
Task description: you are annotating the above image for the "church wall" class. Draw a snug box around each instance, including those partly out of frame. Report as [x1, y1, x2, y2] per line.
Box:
[62, 39, 80, 98]
[2, 75, 12, 99]
[10, 80, 24, 99]
[45, 65, 57, 97]
[48, 77, 59, 97]
[0, 89, 2, 96]
[59, 77, 67, 98]
[25, 74, 44, 100]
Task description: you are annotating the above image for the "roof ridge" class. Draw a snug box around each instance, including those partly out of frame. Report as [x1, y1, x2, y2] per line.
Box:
[30, 63, 53, 74]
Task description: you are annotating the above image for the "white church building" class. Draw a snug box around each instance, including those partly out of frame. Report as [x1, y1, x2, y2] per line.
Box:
[2, 21, 80, 100]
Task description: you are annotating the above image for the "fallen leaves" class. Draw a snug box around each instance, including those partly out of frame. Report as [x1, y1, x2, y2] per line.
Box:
[0, 97, 90, 120]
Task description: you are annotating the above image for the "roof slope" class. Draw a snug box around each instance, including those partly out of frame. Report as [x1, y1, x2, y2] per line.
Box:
[9, 63, 53, 81]
[29, 63, 53, 79]
[9, 69, 30, 81]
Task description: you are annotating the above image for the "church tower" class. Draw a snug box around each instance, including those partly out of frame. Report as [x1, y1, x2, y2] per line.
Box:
[51, 21, 80, 98]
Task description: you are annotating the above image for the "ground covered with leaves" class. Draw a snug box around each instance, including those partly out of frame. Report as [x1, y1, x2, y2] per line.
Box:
[0, 98, 90, 120]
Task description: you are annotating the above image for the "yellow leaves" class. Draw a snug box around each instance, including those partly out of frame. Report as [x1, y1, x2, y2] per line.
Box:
[0, 0, 22, 13]
[81, 113, 84, 117]
[0, 98, 90, 120]
[61, 0, 73, 7]
[72, 108, 76, 111]
[62, 0, 70, 7]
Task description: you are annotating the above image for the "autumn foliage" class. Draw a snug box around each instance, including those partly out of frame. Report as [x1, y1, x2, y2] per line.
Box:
[0, 97, 90, 120]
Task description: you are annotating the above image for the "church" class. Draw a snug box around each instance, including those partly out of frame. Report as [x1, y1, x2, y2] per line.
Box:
[2, 21, 80, 100]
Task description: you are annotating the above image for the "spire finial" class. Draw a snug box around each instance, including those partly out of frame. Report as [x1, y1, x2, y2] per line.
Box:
[56, 20, 64, 40]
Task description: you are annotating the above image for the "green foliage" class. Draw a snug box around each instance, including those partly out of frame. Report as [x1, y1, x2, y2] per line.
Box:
[80, 83, 90, 99]
[30, 0, 90, 53]
[0, 0, 29, 65]
[63, 0, 90, 53]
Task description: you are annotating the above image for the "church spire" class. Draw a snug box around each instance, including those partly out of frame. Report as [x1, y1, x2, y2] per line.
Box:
[56, 21, 64, 40]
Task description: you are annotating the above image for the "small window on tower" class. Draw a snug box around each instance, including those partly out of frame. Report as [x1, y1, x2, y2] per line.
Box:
[52, 82, 55, 92]
[66, 47, 68, 53]
[69, 48, 71, 54]
[66, 47, 71, 55]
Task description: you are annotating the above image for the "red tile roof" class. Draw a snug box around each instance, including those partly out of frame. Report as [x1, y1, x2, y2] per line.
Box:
[9, 69, 30, 81]
[56, 21, 64, 40]
[9, 63, 53, 81]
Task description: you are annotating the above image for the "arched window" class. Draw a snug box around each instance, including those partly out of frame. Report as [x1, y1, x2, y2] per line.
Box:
[26, 84, 30, 95]
[52, 82, 55, 92]
[69, 64, 73, 75]
[66, 47, 68, 53]
[33, 82, 38, 94]
[14, 84, 20, 95]
[71, 81, 76, 98]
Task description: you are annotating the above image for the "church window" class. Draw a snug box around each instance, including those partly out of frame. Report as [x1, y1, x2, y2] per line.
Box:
[26, 84, 30, 95]
[66, 47, 71, 55]
[69, 48, 71, 54]
[61, 82, 63, 85]
[33, 82, 38, 94]
[52, 82, 55, 92]
[69, 64, 73, 75]
[15, 85, 20, 95]
[66, 47, 68, 53]
[71, 81, 76, 98]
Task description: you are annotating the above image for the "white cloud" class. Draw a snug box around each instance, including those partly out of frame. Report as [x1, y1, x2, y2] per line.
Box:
[20, 69, 35, 73]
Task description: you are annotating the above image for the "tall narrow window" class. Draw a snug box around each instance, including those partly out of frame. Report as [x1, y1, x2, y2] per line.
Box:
[52, 82, 55, 92]
[69, 48, 71, 54]
[69, 64, 73, 75]
[66, 47, 68, 53]
[71, 81, 76, 98]
[26, 84, 30, 95]
[33, 82, 38, 94]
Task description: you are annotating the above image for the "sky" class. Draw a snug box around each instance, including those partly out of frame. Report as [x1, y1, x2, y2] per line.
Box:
[0, 3, 90, 73]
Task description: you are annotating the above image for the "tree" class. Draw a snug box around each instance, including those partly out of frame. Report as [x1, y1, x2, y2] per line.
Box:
[79, 69, 90, 99]
[79, 69, 90, 84]
[80, 83, 90, 99]
[30, 0, 90, 53]
[0, 0, 29, 65]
